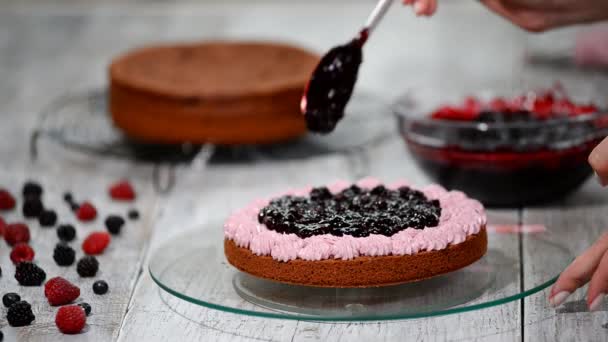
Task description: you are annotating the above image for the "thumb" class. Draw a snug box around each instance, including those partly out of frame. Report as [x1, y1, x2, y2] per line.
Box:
[589, 136, 608, 186]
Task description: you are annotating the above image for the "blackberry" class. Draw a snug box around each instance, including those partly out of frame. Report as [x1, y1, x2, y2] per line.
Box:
[70, 203, 80, 212]
[2, 293, 20, 308]
[78, 302, 92, 316]
[0, 330, 3, 341]
[7, 300, 35, 327]
[22, 198, 43, 218]
[258, 184, 441, 238]
[77, 256, 99, 277]
[53, 243, 76, 266]
[57, 224, 76, 242]
[105, 215, 125, 235]
[22, 181, 43, 199]
[63, 192, 73, 203]
[38, 209, 57, 227]
[14, 262, 46, 286]
[93, 280, 108, 295]
[128, 209, 140, 220]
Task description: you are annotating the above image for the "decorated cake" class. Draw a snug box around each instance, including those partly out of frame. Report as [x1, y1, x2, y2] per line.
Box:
[109, 41, 319, 145]
[224, 178, 487, 288]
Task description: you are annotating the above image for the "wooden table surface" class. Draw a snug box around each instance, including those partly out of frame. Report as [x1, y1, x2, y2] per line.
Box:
[0, 1, 607, 341]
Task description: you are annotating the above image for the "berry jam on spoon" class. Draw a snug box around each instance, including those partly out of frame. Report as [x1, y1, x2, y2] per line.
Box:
[302, 0, 395, 133]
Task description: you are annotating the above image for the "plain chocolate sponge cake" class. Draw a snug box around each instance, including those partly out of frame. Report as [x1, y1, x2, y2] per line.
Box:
[109, 41, 319, 145]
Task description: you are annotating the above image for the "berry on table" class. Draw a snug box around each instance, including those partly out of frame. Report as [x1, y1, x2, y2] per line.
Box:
[57, 224, 76, 242]
[45, 277, 80, 306]
[105, 215, 125, 235]
[55, 305, 86, 334]
[22, 198, 43, 218]
[76, 256, 99, 277]
[0, 189, 16, 210]
[78, 302, 91, 316]
[82, 231, 111, 255]
[128, 209, 140, 220]
[10, 243, 35, 264]
[4, 223, 30, 246]
[2, 293, 21, 308]
[14, 262, 46, 286]
[53, 243, 76, 266]
[109, 180, 136, 201]
[92, 280, 108, 295]
[63, 192, 73, 203]
[7, 300, 35, 327]
[0, 330, 3, 341]
[0, 216, 5, 236]
[22, 181, 43, 199]
[76, 202, 97, 221]
[39, 209, 58, 227]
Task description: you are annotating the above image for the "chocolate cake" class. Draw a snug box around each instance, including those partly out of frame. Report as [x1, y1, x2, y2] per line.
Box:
[109, 41, 320, 145]
[224, 178, 488, 288]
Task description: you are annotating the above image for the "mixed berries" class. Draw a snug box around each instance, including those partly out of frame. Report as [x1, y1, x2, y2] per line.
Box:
[1, 179, 139, 335]
[259, 184, 441, 238]
[431, 90, 598, 122]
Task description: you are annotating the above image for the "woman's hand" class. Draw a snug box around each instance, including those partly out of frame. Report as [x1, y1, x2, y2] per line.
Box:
[403, 0, 608, 31]
[589, 137, 608, 186]
[549, 138, 608, 310]
[549, 232, 608, 311]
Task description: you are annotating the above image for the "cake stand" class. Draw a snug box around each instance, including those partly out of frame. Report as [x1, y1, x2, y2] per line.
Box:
[148, 222, 571, 321]
[30, 89, 394, 192]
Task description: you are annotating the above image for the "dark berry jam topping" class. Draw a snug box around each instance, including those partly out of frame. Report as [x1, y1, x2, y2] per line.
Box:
[258, 184, 441, 238]
[301, 36, 364, 134]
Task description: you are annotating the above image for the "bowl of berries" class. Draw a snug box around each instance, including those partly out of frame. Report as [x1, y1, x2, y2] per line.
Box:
[394, 86, 608, 207]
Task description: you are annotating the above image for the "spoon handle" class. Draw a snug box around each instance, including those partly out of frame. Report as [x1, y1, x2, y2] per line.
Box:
[364, 0, 395, 35]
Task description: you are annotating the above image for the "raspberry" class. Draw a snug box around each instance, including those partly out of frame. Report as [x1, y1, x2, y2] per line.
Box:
[82, 231, 111, 255]
[76, 202, 97, 221]
[45, 277, 80, 306]
[53, 243, 76, 266]
[109, 180, 136, 201]
[0, 190, 16, 210]
[4, 223, 30, 246]
[57, 224, 76, 242]
[55, 305, 86, 334]
[7, 300, 35, 327]
[39, 210, 57, 227]
[2, 293, 20, 308]
[92, 280, 108, 295]
[22, 198, 43, 218]
[76, 256, 99, 277]
[14, 262, 46, 286]
[105, 215, 125, 235]
[10, 243, 35, 264]
[22, 181, 43, 199]
[78, 302, 92, 316]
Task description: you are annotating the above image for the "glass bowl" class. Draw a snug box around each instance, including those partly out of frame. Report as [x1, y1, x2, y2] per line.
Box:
[394, 88, 608, 207]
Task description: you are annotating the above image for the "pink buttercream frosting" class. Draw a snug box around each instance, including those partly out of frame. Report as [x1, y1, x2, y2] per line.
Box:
[224, 178, 486, 262]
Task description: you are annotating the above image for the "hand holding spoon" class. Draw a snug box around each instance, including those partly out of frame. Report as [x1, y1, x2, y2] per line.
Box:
[301, 0, 396, 133]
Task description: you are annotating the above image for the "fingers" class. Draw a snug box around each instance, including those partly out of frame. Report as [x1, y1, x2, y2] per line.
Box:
[402, 0, 437, 16]
[589, 137, 608, 186]
[587, 247, 608, 311]
[549, 233, 608, 307]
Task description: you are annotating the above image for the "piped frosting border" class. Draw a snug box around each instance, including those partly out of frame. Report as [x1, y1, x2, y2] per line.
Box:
[224, 177, 486, 262]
